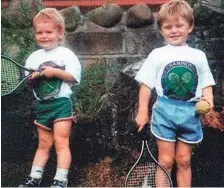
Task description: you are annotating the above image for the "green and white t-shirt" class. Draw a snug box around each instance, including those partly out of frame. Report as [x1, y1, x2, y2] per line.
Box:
[25, 46, 81, 100]
[135, 44, 215, 101]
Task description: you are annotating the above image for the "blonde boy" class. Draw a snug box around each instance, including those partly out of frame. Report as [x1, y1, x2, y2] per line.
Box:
[135, 0, 215, 186]
[19, 8, 81, 187]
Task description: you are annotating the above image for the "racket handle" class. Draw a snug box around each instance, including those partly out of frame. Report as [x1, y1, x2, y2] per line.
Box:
[139, 123, 150, 140]
[26, 78, 36, 88]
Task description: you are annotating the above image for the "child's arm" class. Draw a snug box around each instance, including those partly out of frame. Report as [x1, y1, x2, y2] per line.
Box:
[40, 66, 77, 83]
[201, 86, 214, 109]
[135, 84, 152, 132]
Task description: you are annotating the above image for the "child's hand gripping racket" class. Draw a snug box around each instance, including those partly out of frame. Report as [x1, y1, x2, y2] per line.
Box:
[1, 55, 64, 99]
[125, 124, 173, 187]
[32, 61, 65, 100]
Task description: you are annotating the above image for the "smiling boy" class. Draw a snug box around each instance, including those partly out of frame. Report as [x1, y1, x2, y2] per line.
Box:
[19, 8, 81, 188]
[135, 0, 215, 186]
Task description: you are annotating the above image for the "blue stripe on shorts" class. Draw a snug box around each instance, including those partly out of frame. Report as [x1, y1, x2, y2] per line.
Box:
[151, 97, 203, 144]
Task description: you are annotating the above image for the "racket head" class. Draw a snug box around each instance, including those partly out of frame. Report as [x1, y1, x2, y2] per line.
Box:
[168, 72, 180, 84]
[125, 141, 172, 187]
[182, 72, 192, 83]
[1, 55, 31, 96]
[125, 125, 173, 187]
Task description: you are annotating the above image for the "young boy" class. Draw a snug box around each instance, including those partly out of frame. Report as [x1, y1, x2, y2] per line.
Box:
[19, 8, 81, 187]
[135, 0, 215, 187]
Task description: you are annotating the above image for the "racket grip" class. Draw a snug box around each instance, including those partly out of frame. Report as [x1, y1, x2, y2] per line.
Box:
[138, 123, 150, 140]
[26, 79, 36, 88]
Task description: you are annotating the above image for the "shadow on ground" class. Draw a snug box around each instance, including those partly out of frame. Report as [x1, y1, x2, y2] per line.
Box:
[1, 127, 224, 187]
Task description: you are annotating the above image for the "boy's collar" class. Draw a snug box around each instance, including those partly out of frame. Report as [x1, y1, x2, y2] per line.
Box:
[43, 45, 59, 51]
[167, 43, 188, 48]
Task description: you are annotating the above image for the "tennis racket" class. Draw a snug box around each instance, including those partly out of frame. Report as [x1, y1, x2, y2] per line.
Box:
[1, 55, 65, 98]
[1, 55, 35, 96]
[125, 124, 173, 187]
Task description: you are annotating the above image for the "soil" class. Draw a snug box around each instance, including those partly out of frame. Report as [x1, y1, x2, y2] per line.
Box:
[1, 127, 224, 187]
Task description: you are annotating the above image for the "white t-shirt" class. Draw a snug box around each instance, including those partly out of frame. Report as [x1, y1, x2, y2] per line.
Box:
[135, 44, 215, 101]
[25, 46, 81, 100]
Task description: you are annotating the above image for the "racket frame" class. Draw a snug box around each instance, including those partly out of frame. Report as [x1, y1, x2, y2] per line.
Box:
[125, 136, 173, 187]
[1, 55, 65, 97]
[1, 55, 34, 72]
[1, 55, 34, 96]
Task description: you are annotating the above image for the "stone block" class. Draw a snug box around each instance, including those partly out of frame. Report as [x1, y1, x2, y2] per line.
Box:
[65, 31, 124, 55]
[79, 57, 100, 67]
[125, 25, 163, 56]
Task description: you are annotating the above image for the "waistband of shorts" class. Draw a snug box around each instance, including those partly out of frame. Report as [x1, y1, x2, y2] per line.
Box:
[37, 97, 70, 105]
[157, 96, 196, 107]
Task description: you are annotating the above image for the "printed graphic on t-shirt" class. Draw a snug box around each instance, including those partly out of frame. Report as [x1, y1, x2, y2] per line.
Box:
[161, 61, 198, 101]
[33, 61, 64, 100]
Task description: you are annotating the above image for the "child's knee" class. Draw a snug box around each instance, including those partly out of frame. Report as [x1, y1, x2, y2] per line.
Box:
[38, 138, 53, 150]
[175, 154, 191, 168]
[54, 137, 69, 151]
[159, 155, 174, 170]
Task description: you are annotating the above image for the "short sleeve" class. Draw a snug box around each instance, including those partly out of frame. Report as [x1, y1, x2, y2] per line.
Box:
[135, 50, 159, 89]
[198, 52, 215, 88]
[64, 51, 81, 85]
[24, 51, 39, 76]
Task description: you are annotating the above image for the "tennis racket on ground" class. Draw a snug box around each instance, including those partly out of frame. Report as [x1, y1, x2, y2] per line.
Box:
[1, 55, 65, 98]
[125, 124, 173, 187]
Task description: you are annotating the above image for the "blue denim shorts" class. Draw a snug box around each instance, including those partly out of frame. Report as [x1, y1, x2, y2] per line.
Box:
[151, 97, 203, 144]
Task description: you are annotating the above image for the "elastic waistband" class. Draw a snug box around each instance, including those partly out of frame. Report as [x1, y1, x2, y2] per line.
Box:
[37, 97, 70, 104]
[157, 96, 196, 107]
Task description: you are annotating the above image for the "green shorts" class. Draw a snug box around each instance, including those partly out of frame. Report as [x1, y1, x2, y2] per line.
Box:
[34, 97, 74, 130]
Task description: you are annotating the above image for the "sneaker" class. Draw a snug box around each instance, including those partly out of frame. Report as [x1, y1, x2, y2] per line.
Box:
[51, 179, 68, 187]
[18, 177, 42, 187]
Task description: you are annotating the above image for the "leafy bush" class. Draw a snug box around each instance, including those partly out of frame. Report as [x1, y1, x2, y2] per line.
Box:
[1, 28, 36, 64]
[1, 0, 39, 63]
[72, 61, 122, 117]
[186, 0, 198, 7]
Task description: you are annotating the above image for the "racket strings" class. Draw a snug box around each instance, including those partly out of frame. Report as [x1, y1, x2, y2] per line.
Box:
[126, 162, 171, 187]
[1, 58, 21, 94]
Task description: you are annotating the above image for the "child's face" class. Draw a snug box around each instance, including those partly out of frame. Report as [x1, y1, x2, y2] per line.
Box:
[34, 19, 64, 50]
[160, 16, 193, 46]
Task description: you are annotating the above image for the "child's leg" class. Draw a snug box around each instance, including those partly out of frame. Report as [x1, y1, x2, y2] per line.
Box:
[175, 140, 192, 187]
[156, 139, 175, 187]
[156, 138, 175, 173]
[53, 120, 72, 182]
[31, 127, 54, 178]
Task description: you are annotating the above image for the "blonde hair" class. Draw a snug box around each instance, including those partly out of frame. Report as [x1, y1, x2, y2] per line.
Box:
[157, 0, 194, 29]
[33, 8, 65, 32]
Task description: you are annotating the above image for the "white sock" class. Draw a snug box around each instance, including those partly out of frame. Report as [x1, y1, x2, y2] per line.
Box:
[30, 165, 44, 179]
[54, 168, 69, 181]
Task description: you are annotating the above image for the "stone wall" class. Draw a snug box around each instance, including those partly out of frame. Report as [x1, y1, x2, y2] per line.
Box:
[63, 9, 224, 108]
[2, 1, 223, 108]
